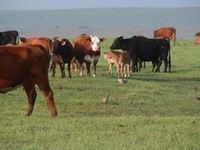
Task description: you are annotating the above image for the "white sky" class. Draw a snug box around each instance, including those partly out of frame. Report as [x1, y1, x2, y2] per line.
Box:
[0, 0, 200, 10]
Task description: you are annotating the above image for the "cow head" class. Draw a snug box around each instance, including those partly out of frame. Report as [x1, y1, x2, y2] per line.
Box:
[50, 38, 66, 55]
[110, 36, 124, 50]
[90, 36, 106, 52]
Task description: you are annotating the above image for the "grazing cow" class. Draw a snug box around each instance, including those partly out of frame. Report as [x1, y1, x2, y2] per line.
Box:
[110, 36, 171, 73]
[195, 32, 200, 44]
[0, 45, 57, 117]
[104, 50, 130, 78]
[51, 36, 74, 78]
[72, 34, 106, 77]
[154, 27, 176, 45]
[0, 30, 19, 45]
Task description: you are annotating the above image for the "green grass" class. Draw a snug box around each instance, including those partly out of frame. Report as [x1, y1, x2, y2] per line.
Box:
[1, 39, 200, 149]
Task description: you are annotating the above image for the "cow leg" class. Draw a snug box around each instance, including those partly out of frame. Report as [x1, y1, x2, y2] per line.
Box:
[67, 62, 72, 78]
[128, 63, 130, 77]
[132, 56, 138, 72]
[152, 61, 156, 72]
[23, 83, 37, 116]
[59, 63, 66, 78]
[92, 61, 98, 77]
[79, 62, 84, 77]
[123, 64, 126, 77]
[108, 63, 113, 74]
[50, 62, 56, 77]
[143, 61, 146, 68]
[37, 81, 57, 117]
[163, 58, 169, 72]
[84, 61, 91, 76]
[116, 64, 121, 78]
[155, 60, 162, 72]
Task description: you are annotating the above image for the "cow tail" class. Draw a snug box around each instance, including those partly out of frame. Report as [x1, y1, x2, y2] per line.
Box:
[168, 46, 171, 72]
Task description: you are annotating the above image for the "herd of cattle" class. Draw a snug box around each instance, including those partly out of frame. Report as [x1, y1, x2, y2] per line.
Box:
[0, 27, 198, 117]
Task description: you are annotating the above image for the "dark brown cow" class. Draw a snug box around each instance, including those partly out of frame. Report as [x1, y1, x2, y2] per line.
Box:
[195, 32, 200, 44]
[154, 27, 176, 46]
[0, 45, 57, 117]
[72, 34, 106, 77]
[0, 30, 19, 45]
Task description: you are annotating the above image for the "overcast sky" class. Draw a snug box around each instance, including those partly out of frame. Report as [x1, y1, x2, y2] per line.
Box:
[0, 0, 200, 10]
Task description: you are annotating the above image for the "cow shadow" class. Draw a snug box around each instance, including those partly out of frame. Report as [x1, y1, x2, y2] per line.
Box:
[128, 72, 200, 83]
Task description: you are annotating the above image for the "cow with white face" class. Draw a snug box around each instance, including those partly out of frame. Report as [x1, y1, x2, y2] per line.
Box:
[72, 34, 106, 77]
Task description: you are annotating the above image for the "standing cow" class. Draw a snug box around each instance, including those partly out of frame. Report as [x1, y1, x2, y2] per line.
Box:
[0, 45, 57, 117]
[104, 50, 130, 78]
[72, 34, 106, 77]
[50, 36, 74, 78]
[195, 32, 200, 44]
[0, 30, 19, 45]
[154, 27, 176, 46]
[110, 36, 171, 73]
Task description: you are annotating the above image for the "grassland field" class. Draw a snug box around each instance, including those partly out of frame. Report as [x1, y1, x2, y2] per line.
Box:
[0, 38, 200, 149]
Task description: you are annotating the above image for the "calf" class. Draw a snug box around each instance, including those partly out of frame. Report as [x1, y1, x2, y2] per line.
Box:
[0, 45, 57, 117]
[104, 51, 130, 78]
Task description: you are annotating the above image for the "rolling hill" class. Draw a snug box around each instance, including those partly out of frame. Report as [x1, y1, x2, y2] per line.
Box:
[0, 7, 199, 39]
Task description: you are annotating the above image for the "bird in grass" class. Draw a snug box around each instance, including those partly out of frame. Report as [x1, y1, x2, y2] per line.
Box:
[101, 93, 109, 103]
[196, 97, 200, 100]
[118, 78, 127, 84]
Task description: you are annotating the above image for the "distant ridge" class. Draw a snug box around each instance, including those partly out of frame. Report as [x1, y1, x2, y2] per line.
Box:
[0, 7, 199, 38]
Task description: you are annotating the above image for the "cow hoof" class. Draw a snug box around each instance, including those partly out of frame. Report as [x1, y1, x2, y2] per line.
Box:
[93, 74, 96, 77]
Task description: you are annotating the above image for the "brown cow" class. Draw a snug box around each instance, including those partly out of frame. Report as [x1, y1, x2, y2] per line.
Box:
[104, 50, 130, 78]
[0, 45, 57, 117]
[19, 37, 52, 54]
[154, 27, 176, 46]
[19, 37, 65, 77]
[195, 32, 200, 44]
[72, 34, 106, 77]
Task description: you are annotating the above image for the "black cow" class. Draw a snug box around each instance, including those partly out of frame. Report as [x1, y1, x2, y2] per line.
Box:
[50, 37, 74, 78]
[0, 30, 19, 45]
[110, 36, 171, 72]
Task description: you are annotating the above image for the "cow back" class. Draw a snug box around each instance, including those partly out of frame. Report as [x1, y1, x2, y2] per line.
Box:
[0, 45, 50, 89]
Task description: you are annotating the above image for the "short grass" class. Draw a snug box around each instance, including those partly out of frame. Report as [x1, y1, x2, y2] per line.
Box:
[0, 39, 200, 149]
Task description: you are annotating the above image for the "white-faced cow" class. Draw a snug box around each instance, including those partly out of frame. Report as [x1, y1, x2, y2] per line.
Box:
[0, 30, 19, 45]
[0, 45, 57, 117]
[72, 34, 106, 77]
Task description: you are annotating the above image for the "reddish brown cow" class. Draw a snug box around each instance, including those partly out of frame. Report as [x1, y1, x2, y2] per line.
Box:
[0, 45, 57, 117]
[195, 32, 200, 44]
[72, 34, 106, 77]
[19, 37, 64, 77]
[154, 27, 176, 45]
[19, 37, 52, 54]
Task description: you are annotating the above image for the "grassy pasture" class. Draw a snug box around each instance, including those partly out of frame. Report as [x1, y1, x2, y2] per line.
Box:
[0, 39, 200, 149]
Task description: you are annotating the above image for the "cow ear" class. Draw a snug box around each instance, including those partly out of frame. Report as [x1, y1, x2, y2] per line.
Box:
[61, 40, 66, 46]
[119, 36, 124, 40]
[100, 38, 106, 42]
